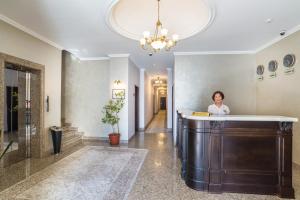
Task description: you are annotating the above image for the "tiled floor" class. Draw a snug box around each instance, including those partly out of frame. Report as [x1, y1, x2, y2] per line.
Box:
[1, 110, 300, 199]
[145, 110, 170, 133]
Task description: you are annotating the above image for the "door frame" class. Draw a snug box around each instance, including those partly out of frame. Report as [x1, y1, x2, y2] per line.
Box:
[0, 53, 45, 159]
[134, 85, 139, 132]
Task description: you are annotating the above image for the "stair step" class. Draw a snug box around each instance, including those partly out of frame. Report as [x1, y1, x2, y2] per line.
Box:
[62, 134, 82, 144]
[62, 131, 76, 140]
[62, 122, 72, 127]
[62, 126, 78, 132]
[62, 135, 83, 151]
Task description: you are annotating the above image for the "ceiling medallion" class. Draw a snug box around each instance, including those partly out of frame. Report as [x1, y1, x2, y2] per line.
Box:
[140, 0, 179, 52]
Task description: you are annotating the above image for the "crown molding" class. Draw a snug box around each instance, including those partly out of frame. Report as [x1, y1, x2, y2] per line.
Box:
[0, 14, 64, 50]
[174, 51, 255, 56]
[108, 54, 130, 58]
[254, 24, 300, 53]
[79, 57, 110, 61]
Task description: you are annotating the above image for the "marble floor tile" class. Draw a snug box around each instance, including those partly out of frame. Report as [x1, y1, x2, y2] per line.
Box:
[0, 146, 147, 200]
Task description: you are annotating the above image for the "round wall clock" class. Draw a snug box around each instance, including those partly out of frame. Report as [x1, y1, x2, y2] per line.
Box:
[283, 54, 296, 68]
[268, 60, 278, 72]
[256, 65, 264, 75]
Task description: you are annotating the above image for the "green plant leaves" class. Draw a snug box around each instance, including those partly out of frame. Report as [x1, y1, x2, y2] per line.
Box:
[101, 96, 125, 134]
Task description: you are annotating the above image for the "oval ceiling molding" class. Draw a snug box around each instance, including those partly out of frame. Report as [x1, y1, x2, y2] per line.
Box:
[106, 0, 215, 41]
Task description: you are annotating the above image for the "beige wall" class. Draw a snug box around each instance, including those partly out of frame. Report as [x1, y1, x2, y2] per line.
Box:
[144, 72, 154, 127]
[62, 51, 110, 138]
[0, 20, 62, 152]
[255, 30, 300, 165]
[174, 54, 257, 114]
[62, 54, 137, 142]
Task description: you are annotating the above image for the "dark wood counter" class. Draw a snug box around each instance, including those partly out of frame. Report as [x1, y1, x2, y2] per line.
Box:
[177, 111, 296, 198]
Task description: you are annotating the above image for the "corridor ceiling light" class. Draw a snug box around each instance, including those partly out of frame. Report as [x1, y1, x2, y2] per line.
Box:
[154, 77, 163, 84]
[140, 0, 179, 52]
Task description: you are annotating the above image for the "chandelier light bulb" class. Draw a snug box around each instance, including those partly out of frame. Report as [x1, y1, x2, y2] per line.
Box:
[161, 28, 168, 36]
[140, 38, 146, 45]
[151, 40, 166, 50]
[167, 40, 174, 47]
[172, 34, 179, 42]
[143, 31, 150, 38]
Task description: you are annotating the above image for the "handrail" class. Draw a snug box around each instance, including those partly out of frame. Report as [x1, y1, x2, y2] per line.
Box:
[0, 141, 13, 160]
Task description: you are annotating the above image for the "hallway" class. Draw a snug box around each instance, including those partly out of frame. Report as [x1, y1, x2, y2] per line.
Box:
[145, 110, 169, 133]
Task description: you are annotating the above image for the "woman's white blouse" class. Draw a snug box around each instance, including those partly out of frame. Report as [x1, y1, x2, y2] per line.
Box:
[208, 104, 230, 115]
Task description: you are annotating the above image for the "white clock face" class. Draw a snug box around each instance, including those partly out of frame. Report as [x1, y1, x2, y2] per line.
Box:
[256, 65, 264, 75]
[268, 60, 278, 72]
[283, 54, 296, 68]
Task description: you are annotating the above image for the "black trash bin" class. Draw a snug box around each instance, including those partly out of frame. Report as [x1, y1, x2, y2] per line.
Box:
[50, 126, 62, 154]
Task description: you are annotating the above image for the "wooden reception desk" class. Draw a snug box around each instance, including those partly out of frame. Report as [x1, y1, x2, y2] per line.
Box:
[177, 110, 298, 198]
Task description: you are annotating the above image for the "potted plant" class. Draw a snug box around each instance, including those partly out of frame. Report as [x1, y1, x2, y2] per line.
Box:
[101, 93, 125, 145]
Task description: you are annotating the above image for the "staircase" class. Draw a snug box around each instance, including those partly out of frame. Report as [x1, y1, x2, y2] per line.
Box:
[61, 121, 84, 152]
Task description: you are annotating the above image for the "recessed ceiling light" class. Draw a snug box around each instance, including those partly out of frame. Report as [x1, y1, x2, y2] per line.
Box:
[265, 18, 273, 24]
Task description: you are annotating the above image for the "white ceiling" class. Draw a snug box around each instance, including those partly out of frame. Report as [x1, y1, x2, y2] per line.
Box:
[109, 0, 213, 41]
[0, 0, 300, 77]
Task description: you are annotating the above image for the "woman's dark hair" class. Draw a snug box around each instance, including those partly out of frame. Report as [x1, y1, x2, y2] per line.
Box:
[212, 91, 225, 101]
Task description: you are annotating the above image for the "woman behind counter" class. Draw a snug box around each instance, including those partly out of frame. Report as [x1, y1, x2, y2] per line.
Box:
[208, 91, 230, 115]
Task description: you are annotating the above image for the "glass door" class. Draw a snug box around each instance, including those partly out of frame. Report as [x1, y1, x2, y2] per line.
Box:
[3, 63, 40, 164]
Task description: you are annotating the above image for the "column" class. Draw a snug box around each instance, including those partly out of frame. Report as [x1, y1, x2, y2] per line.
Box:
[139, 68, 145, 130]
[167, 68, 173, 129]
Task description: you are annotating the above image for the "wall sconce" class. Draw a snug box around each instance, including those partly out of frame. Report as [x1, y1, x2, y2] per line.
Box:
[114, 80, 121, 85]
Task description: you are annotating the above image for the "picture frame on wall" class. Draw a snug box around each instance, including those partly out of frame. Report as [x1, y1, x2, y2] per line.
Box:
[112, 89, 125, 99]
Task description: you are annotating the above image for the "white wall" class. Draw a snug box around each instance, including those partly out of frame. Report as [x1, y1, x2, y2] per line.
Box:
[174, 54, 256, 113]
[255, 30, 300, 165]
[144, 72, 154, 127]
[174, 54, 256, 142]
[109, 57, 129, 141]
[62, 52, 110, 138]
[128, 59, 139, 139]
[139, 69, 145, 129]
[167, 68, 173, 129]
[0, 20, 62, 151]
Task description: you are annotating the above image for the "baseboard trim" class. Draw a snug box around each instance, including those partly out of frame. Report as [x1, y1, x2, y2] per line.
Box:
[145, 114, 155, 130]
[83, 136, 129, 144]
[293, 162, 300, 170]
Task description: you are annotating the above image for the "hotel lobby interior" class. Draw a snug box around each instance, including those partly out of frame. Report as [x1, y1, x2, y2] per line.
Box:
[1, 0, 300, 199]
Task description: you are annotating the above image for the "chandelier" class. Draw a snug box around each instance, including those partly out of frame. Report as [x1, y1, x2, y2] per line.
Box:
[140, 0, 179, 52]
[154, 77, 163, 84]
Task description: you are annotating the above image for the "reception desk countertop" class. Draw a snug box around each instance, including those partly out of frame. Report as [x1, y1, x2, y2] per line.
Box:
[178, 109, 298, 122]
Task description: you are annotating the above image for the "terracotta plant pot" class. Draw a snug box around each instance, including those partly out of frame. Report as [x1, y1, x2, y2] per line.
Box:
[109, 133, 120, 145]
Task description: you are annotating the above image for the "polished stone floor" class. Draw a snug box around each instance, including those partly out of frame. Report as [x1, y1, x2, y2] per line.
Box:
[1, 110, 300, 199]
[145, 110, 170, 133]
[0, 146, 147, 200]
